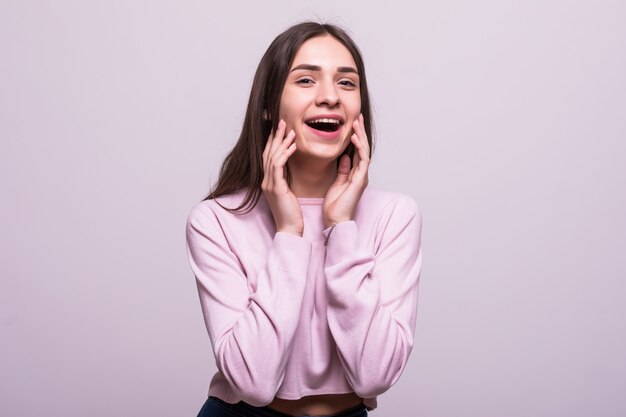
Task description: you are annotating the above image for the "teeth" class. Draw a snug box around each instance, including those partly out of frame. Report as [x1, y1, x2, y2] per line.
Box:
[307, 118, 341, 124]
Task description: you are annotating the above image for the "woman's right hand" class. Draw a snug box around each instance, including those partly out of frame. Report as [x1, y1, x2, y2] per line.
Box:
[262, 119, 304, 236]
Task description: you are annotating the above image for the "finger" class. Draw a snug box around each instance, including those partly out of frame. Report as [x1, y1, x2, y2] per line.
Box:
[334, 154, 351, 187]
[270, 129, 295, 163]
[352, 119, 370, 168]
[354, 116, 370, 160]
[275, 142, 297, 165]
[269, 129, 295, 177]
[354, 115, 369, 158]
[276, 129, 296, 153]
[263, 129, 273, 174]
[270, 119, 287, 156]
[265, 124, 282, 189]
[349, 133, 361, 183]
[265, 121, 285, 184]
[272, 142, 297, 186]
[268, 128, 295, 181]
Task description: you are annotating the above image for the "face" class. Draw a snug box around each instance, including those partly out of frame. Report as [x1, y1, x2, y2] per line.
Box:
[278, 35, 361, 161]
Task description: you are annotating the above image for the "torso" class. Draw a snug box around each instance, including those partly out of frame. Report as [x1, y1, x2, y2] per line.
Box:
[266, 393, 364, 416]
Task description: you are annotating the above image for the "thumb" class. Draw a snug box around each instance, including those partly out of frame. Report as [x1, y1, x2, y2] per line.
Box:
[334, 154, 351, 184]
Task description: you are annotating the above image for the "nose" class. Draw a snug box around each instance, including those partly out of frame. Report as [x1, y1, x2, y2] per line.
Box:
[315, 79, 340, 107]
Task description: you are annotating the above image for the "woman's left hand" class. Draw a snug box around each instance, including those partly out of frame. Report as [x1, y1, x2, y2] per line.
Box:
[323, 113, 370, 229]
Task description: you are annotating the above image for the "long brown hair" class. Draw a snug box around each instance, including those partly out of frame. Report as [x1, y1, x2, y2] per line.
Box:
[204, 21, 375, 213]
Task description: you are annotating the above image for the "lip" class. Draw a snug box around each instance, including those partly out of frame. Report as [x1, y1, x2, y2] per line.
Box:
[304, 113, 345, 124]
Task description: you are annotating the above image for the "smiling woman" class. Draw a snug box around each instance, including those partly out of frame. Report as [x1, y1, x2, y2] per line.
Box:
[186, 21, 423, 417]
[209, 21, 375, 207]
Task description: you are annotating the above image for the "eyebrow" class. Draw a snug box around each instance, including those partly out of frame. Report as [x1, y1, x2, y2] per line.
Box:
[290, 64, 359, 75]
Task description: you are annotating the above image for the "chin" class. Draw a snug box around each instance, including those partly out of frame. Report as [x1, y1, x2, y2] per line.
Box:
[296, 146, 343, 162]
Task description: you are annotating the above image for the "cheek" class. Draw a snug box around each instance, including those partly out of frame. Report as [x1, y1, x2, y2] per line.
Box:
[279, 98, 301, 123]
[343, 94, 361, 117]
[351, 97, 362, 115]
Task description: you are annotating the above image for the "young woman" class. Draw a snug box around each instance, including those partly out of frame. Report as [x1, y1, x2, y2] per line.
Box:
[186, 21, 423, 417]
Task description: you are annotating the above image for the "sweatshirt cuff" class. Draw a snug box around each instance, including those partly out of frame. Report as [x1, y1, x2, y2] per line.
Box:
[322, 220, 361, 265]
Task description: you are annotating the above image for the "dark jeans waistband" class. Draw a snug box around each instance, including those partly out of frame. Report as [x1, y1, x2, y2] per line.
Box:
[207, 396, 368, 417]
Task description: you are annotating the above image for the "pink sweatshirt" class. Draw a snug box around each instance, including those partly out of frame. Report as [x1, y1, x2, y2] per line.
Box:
[185, 185, 423, 412]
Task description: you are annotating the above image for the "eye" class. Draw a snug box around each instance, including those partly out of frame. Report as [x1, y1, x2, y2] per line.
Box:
[339, 80, 357, 87]
[296, 78, 314, 85]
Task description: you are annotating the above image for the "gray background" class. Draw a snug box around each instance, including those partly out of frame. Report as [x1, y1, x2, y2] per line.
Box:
[1, 1, 625, 416]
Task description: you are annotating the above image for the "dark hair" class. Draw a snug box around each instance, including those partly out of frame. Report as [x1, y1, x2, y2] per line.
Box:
[203, 21, 375, 213]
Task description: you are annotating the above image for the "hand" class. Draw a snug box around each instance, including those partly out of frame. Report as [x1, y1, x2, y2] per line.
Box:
[262, 119, 304, 236]
[323, 113, 370, 229]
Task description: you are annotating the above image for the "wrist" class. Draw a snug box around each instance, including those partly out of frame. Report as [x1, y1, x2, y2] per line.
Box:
[277, 228, 303, 237]
[324, 219, 351, 229]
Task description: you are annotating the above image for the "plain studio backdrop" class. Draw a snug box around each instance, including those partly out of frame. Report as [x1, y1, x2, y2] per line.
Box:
[1, 1, 624, 416]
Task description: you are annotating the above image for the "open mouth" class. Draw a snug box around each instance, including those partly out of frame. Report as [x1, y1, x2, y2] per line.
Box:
[304, 119, 343, 133]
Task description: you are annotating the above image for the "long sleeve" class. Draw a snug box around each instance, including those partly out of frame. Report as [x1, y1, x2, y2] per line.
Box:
[185, 203, 313, 406]
[322, 195, 423, 398]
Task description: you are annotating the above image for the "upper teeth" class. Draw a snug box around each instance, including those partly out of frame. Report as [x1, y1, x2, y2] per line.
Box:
[308, 118, 341, 124]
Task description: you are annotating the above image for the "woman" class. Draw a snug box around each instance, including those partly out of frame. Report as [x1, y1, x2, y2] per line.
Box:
[186, 21, 423, 417]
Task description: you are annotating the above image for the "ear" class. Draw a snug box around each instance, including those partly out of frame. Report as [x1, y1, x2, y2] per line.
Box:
[262, 109, 269, 120]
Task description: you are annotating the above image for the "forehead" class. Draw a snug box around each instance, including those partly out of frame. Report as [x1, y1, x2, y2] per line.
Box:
[291, 35, 357, 69]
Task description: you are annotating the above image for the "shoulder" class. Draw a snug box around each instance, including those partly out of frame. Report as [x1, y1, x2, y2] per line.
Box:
[361, 186, 422, 252]
[359, 184, 421, 221]
[186, 188, 263, 230]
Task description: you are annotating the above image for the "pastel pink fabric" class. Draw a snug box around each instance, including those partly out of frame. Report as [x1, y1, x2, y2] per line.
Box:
[185, 185, 423, 412]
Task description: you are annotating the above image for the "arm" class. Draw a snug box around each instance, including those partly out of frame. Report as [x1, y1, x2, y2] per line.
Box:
[322, 195, 423, 398]
[185, 203, 312, 406]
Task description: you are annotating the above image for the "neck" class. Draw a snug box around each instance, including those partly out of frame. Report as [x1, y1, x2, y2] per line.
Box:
[287, 156, 337, 198]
